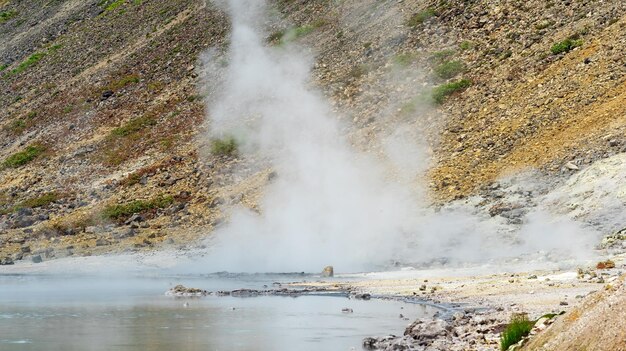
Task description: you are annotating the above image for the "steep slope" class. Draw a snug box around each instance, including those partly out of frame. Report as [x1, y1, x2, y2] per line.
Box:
[0, 0, 624, 264]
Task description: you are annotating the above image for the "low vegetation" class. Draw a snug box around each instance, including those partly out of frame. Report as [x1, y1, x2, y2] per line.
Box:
[393, 52, 419, 67]
[21, 192, 59, 208]
[407, 8, 437, 27]
[551, 38, 583, 55]
[2, 144, 46, 168]
[102, 195, 174, 220]
[500, 314, 534, 350]
[211, 136, 238, 157]
[431, 49, 456, 62]
[434, 60, 465, 79]
[7, 52, 46, 76]
[432, 79, 471, 104]
[0, 192, 59, 215]
[104, 74, 140, 92]
[110, 115, 156, 137]
[270, 19, 327, 44]
[0, 9, 17, 23]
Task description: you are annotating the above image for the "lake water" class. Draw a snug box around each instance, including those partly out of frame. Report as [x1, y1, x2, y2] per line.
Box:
[0, 273, 439, 351]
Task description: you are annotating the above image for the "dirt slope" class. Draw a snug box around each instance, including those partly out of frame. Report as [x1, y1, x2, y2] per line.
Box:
[0, 0, 624, 263]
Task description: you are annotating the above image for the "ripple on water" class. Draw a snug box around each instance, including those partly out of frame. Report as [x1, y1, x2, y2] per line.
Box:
[0, 340, 32, 344]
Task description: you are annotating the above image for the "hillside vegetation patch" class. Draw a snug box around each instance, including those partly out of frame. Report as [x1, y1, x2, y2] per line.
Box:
[102, 195, 174, 220]
[432, 79, 471, 104]
[434, 60, 465, 79]
[2, 144, 46, 168]
[210, 136, 238, 157]
[551, 38, 583, 55]
[0, 9, 17, 23]
[500, 314, 534, 350]
[407, 8, 437, 27]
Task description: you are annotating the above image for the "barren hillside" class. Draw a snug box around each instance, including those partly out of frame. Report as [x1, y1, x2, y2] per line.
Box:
[0, 0, 624, 264]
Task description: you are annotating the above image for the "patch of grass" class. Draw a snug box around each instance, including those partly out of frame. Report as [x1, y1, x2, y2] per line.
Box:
[431, 49, 456, 62]
[211, 136, 238, 157]
[459, 41, 473, 50]
[0, 64, 7, 71]
[432, 79, 471, 104]
[393, 52, 418, 67]
[550, 38, 583, 55]
[407, 8, 436, 27]
[8, 52, 46, 76]
[110, 116, 156, 137]
[500, 314, 534, 351]
[21, 192, 59, 208]
[0, 10, 17, 24]
[7, 119, 26, 133]
[274, 19, 327, 44]
[104, 74, 140, 91]
[434, 60, 465, 79]
[102, 195, 174, 220]
[2, 144, 46, 168]
[99, 0, 125, 11]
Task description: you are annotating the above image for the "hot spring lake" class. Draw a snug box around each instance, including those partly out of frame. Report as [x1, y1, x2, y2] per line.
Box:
[0, 273, 439, 351]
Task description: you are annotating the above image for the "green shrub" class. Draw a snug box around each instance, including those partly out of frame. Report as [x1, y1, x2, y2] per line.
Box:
[275, 20, 327, 44]
[0, 64, 7, 71]
[407, 8, 436, 27]
[550, 38, 583, 55]
[393, 53, 418, 67]
[0, 10, 18, 24]
[431, 49, 456, 62]
[459, 41, 473, 50]
[2, 144, 46, 168]
[110, 116, 156, 137]
[105, 74, 140, 91]
[500, 314, 534, 351]
[21, 192, 59, 208]
[434, 60, 465, 79]
[102, 195, 174, 220]
[211, 136, 238, 157]
[432, 79, 471, 104]
[9, 52, 46, 76]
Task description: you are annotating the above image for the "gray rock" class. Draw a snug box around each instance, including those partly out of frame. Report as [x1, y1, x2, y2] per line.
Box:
[31, 255, 43, 263]
[321, 265, 334, 277]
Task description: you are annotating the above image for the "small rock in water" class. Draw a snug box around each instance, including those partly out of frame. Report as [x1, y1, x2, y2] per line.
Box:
[165, 285, 210, 297]
[321, 265, 334, 277]
[183, 302, 189, 308]
[342, 308, 353, 313]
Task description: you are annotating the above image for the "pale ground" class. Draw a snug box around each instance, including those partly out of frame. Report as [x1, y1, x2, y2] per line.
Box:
[294, 253, 625, 319]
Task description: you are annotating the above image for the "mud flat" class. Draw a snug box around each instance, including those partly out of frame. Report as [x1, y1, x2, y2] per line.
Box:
[291, 256, 626, 351]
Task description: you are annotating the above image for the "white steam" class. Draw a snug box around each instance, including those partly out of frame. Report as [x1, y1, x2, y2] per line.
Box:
[197, 0, 602, 273]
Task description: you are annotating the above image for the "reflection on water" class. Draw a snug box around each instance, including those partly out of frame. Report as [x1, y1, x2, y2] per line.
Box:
[0, 274, 437, 351]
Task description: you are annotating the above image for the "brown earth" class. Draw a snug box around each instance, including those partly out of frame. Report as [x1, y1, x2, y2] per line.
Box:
[0, 0, 624, 267]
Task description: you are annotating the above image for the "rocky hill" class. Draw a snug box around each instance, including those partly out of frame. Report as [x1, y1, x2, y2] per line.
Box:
[0, 0, 624, 265]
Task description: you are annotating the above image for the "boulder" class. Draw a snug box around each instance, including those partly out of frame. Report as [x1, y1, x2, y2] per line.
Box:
[321, 265, 334, 277]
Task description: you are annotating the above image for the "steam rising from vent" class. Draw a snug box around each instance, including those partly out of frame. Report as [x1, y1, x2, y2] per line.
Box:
[197, 0, 599, 273]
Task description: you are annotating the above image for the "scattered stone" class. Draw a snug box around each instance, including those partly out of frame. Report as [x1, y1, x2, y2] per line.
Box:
[0, 257, 14, 265]
[165, 285, 211, 297]
[596, 260, 615, 269]
[564, 161, 579, 170]
[342, 308, 353, 313]
[31, 255, 43, 263]
[321, 265, 334, 277]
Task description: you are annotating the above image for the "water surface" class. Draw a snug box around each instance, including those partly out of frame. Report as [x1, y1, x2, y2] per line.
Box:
[0, 274, 438, 350]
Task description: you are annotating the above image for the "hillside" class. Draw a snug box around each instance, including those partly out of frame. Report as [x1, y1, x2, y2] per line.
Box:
[0, 0, 625, 264]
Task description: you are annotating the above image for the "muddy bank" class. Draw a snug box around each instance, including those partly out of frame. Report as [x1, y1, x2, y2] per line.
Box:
[290, 256, 625, 351]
